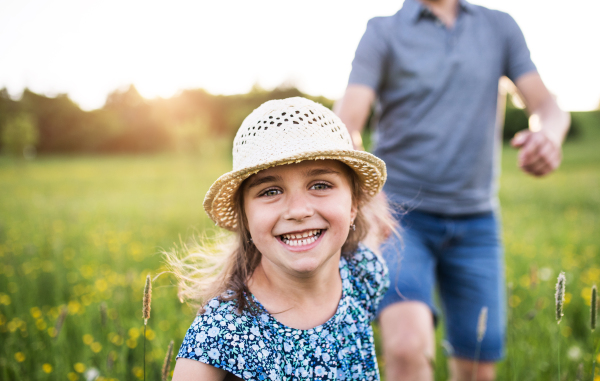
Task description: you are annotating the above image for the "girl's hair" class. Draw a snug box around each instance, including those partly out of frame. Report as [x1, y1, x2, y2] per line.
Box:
[165, 162, 398, 314]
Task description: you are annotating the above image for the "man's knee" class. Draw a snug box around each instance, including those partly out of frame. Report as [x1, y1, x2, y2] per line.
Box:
[383, 329, 432, 366]
[379, 302, 435, 368]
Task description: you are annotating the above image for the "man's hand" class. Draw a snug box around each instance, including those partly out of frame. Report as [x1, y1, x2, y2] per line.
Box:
[511, 72, 570, 177]
[510, 129, 562, 177]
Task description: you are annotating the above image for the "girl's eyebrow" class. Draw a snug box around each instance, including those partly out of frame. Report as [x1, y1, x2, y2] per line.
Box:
[246, 175, 283, 190]
[304, 168, 341, 177]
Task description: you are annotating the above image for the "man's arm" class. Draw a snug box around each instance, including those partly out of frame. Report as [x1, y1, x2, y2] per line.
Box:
[336, 84, 394, 242]
[511, 72, 570, 177]
[334, 84, 376, 150]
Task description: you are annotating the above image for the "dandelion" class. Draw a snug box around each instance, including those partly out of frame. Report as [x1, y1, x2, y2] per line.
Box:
[555, 272, 565, 324]
[162, 340, 174, 381]
[567, 346, 582, 361]
[84, 367, 100, 381]
[14, 352, 25, 362]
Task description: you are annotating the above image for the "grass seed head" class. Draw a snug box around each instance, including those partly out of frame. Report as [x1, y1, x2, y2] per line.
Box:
[53, 305, 68, 341]
[143, 274, 152, 325]
[162, 340, 174, 381]
[477, 306, 488, 342]
[592, 285, 597, 331]
[555, 272, 566, 324]
[99, 302, 107, 327]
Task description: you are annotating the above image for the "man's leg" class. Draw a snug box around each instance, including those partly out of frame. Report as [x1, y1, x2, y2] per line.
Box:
[449, 359, 495, 381]
[438, 212, 505, 381]
[377, 211, 440, 381]
[379, 301, 435, 380]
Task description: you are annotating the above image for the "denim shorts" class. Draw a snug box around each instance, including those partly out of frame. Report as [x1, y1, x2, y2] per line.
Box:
[377, 209, 505, 361]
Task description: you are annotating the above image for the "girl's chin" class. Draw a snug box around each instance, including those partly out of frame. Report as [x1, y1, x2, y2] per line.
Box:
[285, 254, 342, 275]
[287, 262, 327, 275]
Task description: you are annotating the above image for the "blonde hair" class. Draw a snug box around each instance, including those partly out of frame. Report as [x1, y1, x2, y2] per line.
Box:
[165, 162, 398, 314]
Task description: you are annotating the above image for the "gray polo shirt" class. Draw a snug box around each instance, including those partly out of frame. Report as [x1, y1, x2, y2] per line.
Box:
[349, 0, 536, 215]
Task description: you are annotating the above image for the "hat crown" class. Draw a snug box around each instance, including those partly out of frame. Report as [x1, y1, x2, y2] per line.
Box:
[232, 97, 353, 171]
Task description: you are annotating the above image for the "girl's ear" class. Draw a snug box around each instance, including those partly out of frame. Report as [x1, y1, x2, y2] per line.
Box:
[350, 201, 358, 224]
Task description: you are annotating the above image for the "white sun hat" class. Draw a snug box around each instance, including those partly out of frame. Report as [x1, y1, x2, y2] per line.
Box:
[203, 97, 387, 231]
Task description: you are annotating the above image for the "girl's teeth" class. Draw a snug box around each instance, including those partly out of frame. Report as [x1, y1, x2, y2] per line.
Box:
[281, 230, 322, 246]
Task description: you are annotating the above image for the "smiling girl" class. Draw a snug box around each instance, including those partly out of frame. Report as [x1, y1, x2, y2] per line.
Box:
[167, 97, 395, 381]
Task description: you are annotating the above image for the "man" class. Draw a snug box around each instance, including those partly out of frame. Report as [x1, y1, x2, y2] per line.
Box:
[335, 0, 570, 380]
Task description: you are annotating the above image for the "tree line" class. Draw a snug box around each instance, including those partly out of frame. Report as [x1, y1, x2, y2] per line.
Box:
[0, 85, 584, 157]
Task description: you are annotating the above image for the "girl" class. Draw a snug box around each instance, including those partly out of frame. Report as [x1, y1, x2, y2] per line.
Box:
[168, 97, 395, 381]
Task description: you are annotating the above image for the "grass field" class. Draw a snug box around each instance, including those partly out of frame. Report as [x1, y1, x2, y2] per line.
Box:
[1, 116, 599, 380]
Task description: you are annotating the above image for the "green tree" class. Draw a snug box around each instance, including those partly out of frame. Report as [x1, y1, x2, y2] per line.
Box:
[1, 113, 39, 158]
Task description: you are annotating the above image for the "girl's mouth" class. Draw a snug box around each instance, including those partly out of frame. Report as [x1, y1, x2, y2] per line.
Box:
[279, 229, 324, 247]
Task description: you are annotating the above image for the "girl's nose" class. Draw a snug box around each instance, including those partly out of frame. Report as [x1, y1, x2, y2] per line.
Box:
[283, 191, 314, 221]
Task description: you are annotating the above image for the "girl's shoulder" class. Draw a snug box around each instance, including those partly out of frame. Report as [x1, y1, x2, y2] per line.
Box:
[341, 244, 389, 316]
[343, 244, 388, 280]
[177, 295, 268, 376]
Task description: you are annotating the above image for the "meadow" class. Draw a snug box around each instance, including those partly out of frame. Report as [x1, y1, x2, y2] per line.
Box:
[1, 116, 599, 380]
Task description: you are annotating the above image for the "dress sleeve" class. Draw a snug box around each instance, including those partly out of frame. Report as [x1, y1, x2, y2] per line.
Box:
[501, 12, 537, 82]
[346, 245, 390, 321]
[348, 17, 390, 92]
[176, 301, 245, 377]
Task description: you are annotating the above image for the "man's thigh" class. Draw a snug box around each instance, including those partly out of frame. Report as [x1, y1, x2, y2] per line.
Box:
[377, 211, 439, 316]
[438, 212, 505, 362]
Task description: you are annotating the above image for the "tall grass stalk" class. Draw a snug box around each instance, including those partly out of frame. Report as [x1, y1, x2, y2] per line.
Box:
[592, 285, 597, 380]
[506, 282, 515, 381]
[162, 340, 175, 381]
[143, 274, 152, 381]
[555, 272, 565, 380]
[472, 306, 488, 381]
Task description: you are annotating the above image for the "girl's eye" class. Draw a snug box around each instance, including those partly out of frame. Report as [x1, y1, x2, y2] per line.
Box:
[311, 182, 331, 191]
[260, 188, 282, 197]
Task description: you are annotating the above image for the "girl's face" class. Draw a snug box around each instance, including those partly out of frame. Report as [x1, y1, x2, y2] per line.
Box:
[242, 160, 357, 277]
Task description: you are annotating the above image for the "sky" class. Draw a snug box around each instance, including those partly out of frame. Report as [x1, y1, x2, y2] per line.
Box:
[0, 0, 598, 111]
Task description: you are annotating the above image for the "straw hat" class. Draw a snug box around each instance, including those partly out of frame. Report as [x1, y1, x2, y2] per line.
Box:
[203, 97, 386, 231]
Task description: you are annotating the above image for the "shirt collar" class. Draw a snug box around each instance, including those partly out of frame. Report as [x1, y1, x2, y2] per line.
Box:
[405, 0, 473, 23]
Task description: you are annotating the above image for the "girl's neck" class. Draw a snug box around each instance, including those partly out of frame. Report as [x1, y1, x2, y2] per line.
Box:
[248, 253, 343, 330]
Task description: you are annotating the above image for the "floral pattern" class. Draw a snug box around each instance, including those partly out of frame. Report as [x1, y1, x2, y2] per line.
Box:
[177, 245, 389, 380]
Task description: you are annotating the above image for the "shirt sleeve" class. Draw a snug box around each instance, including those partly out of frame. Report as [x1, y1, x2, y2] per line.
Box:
[347, 245, 390, 321]
[501, 12, 537, 82]
[348, 17, 390, 92]
[176, 303, 245, 377]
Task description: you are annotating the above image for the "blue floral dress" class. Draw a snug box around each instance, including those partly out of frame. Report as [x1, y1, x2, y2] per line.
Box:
[176, 245, 389, 380]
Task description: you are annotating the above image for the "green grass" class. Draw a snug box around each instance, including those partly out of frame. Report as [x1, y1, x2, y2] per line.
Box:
[0, 122, 599, 380]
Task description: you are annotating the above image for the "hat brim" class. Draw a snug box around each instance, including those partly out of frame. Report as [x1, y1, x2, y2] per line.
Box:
[203, 149, 387, 231]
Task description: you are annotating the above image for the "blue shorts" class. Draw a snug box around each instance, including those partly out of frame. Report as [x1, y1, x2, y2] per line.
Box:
[377, 209, 505, 361]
